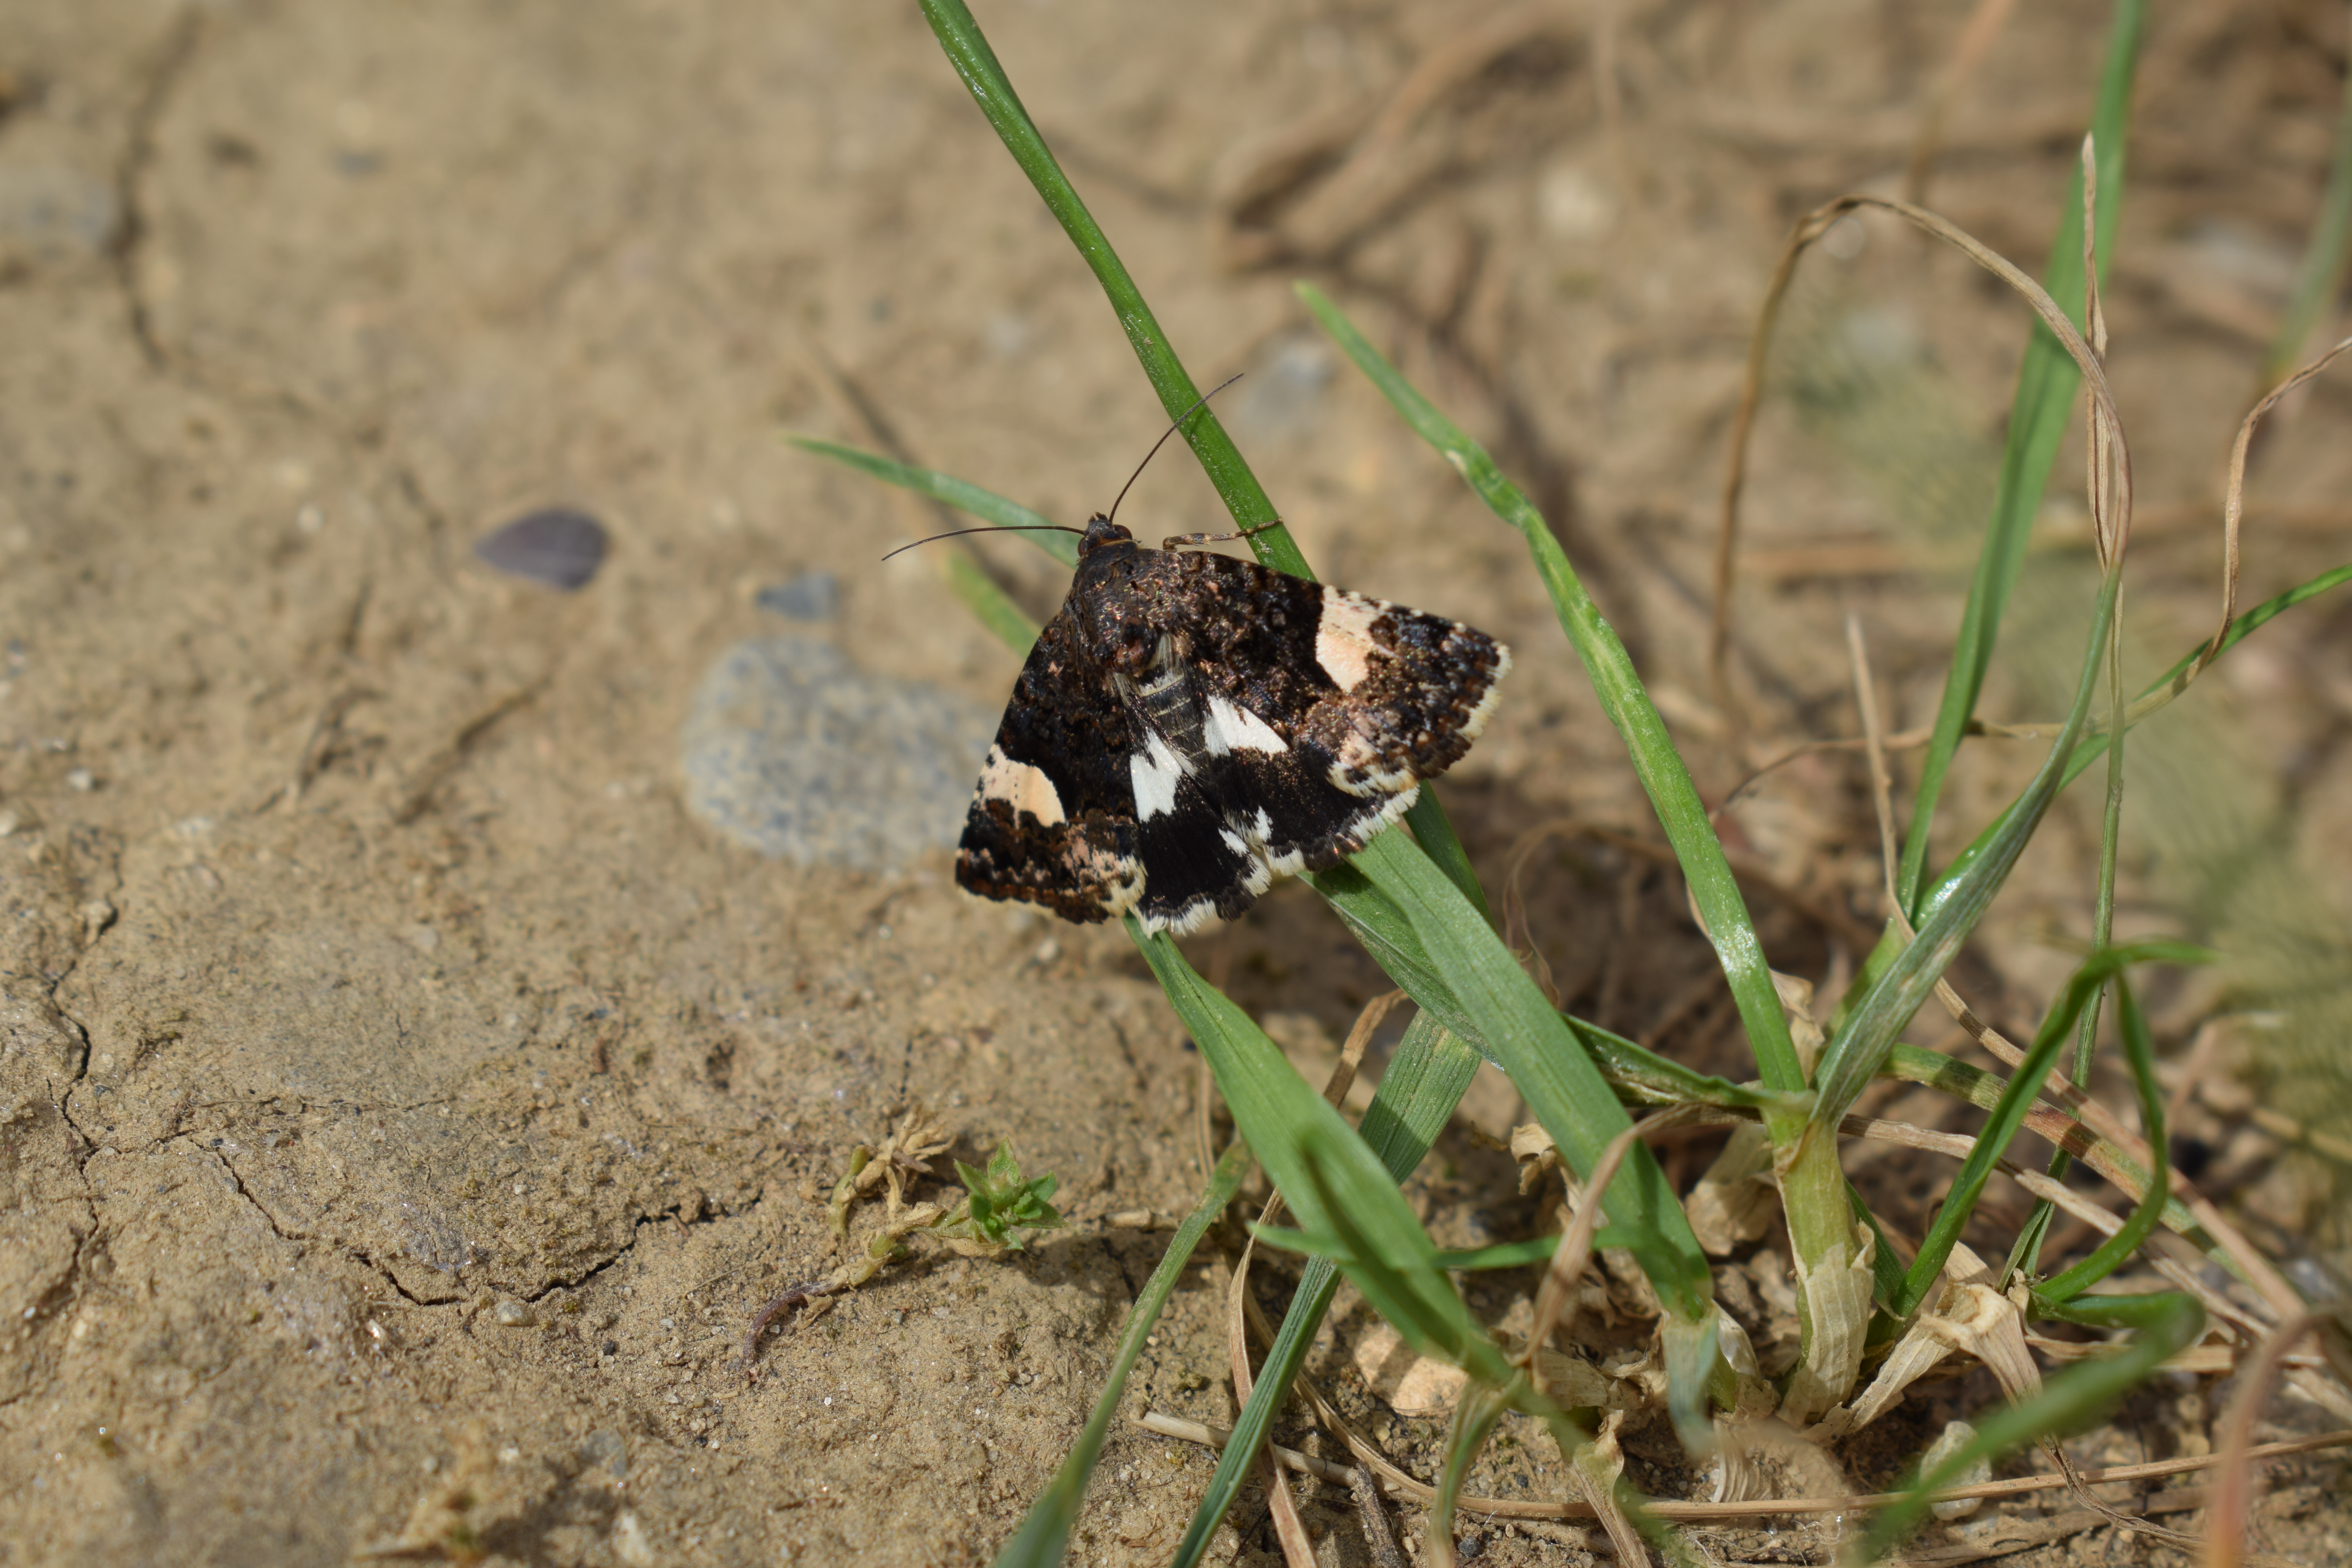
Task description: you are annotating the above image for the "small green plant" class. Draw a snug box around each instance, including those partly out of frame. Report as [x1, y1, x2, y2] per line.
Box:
[791, 2, 2352, 1562]
[744, 1114, 1065, 1375]
[942, 1143, 1066, 1252]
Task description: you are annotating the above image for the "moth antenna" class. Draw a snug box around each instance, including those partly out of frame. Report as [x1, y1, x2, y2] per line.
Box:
[879, 523, 1086, 563]
[1103, 373, 1245, 530]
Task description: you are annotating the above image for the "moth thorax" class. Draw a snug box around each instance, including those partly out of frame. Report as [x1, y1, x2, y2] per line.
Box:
[1137, 633, 1183, 698]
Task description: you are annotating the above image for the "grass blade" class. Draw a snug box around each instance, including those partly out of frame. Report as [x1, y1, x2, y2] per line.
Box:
[1892, 0, 2144, 915]
[986, 1137, 1254, 1568]
[1810, 569, 2121, 1131]
[1298, 281, 1805, 1098]
[1881, 1044, 2203, 1243]
[1857, 1290, 2203, 1557]
[915, 0, 1303, 575]
[788, 434, 1078, 565]
[1889, 942, 2204, 1317]
[2032, 973, 2175, 1305]
[1361, 831, 1712, 1316]
[1920, 560, 2352, 909]
[1167, 1018, 1478, 1568]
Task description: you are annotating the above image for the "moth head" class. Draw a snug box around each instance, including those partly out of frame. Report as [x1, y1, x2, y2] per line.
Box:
[1077, 514, 1134, 556]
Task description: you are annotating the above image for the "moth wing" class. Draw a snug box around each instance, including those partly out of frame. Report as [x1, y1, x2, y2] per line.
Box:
[1141, 552, 1510, 874]
[955, 607, 1146, 924]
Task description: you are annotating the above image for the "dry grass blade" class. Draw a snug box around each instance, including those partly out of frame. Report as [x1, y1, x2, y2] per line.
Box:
[1922, 992, 2301, 1323]
[2191, 335, 2352, 686]
[1824, 1110, 2258, 1336]
[1568, 1410, 1646, 1564]
[1846, 613, 1902, 917]
[2079, 136, 2118, 568]
[1515, 1106, 1711, 1400]
[1221, 1236, 1314, 1568]
[2202, 1311, 2330, 1568]
[1711, 192, 2133, 715]
[1971, 332, 2352, 745]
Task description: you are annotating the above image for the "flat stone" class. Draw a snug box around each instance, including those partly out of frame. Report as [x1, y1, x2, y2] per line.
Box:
[755, 570, 840, 621]
[679, 637, 991, 870]
[0, 162, 121, 258]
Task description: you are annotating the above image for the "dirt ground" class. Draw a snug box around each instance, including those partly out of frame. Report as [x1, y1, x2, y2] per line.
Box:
[2, 2, 2349, 1564]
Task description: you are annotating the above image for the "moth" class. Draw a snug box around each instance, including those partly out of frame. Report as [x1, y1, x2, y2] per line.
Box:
[931, 398, 1509, 935]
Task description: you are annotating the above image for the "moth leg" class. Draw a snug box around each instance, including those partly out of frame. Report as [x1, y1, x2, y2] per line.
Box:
[1160, 520, 1284, 552]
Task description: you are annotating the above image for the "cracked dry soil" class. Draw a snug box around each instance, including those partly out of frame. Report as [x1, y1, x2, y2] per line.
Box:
[1, 4, 1262, 1563]
[5, 1, 2352, 1566]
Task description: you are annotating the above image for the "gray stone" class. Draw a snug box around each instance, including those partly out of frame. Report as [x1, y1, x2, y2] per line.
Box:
[755, 570, 840, 621]
[0, 163, 121, 257]
[679, 637, 991, 870]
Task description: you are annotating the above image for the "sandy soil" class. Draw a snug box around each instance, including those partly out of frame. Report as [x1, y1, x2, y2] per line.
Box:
[2, 2, 2348, 1564]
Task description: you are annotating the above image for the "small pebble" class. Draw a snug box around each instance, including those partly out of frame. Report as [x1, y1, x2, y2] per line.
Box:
[0, 164, 122, 258]
[64, 768, 95, 792]
[755, 570, 839, 621]
[474, 507, 609, 590]
[579, 1430, 626, 1480]
[491, 1299, 534, 1328]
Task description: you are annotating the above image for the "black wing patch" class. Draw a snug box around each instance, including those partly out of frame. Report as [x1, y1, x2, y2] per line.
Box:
[955, 604, 1250, 927]
[955, 527, 1509, 936]
[1130, 552, 1508, 883]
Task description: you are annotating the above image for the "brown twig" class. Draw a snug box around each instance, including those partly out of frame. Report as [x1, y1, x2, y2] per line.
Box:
[1136, 1413, 2352, 1519]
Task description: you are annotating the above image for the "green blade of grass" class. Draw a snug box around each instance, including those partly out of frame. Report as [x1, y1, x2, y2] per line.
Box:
[788, 433, 1079, 565]
[1858, 1289, 2203, 1557]
[1828, 557, 2352, 1058]
[915, 0, 1304, 577]
[938, 553, 1043, 659]
[2033, 972, 2175, 1304]
[1274, 1127, 1516, 1380]
[1361, 831, 1711, 1314]
[1893, 0, 2145, 916]
[1810, 570, 2122, 1133]
[1166, 1018, 1481, 1568]
[1570, 1016, 1804, 1113]
[1403, 791, 1492, 922]
[1143, 1002, 1489, 1568]
[1919, 559, 2352, 916]
[1313, 854, 1802, 1115]
[1888, 942, 2204, 1318]
[986, 1136, 1253, 1568]
[1432, 1388, 1512, 1560]
[1361, 831, 1727, 1452]
[1297, 281, 1805, 1100]
[789, 436, 1054, 652]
